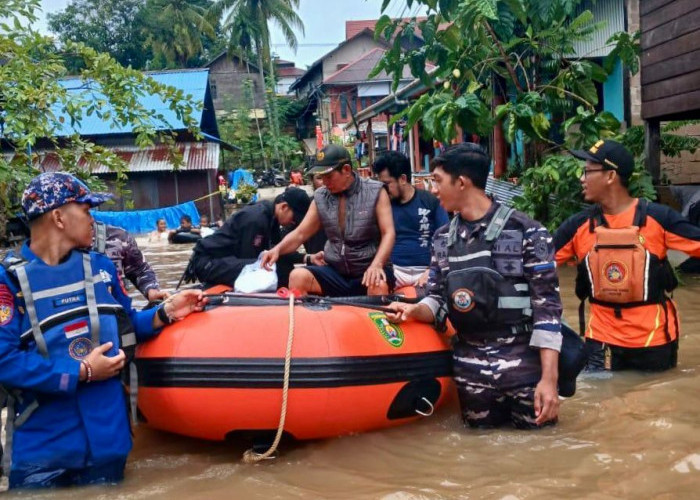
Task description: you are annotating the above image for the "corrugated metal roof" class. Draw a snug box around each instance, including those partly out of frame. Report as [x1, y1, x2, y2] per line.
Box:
[572, 0, 625, 58]
[324, 48, 418, 85]
[345, 18, 439, 41]
[485, 177, 523, 206]
[290, 29, 390, 91]
[25, 142, 219, 173]
[53, 69, 210, 137]
[277, 66, 305, 77]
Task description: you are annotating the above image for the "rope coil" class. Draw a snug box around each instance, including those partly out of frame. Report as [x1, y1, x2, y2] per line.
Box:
[242, 293, 295, 463]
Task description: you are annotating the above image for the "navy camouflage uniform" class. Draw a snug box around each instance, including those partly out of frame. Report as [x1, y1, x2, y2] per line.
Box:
[96, 225, 161, 299]
[419, 202, 563, 429]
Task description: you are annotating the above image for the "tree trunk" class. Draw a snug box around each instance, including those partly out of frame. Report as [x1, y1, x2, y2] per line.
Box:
[256, 48, 280, 167]
[246, 58, 268, 169]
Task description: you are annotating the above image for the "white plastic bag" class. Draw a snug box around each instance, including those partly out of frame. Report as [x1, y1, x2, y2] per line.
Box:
[234, 254, 278, 293]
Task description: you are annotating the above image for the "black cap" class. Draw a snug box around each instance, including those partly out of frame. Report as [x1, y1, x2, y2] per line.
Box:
[558, 324, 588, 398]
[307, 144, 352, 174]
[570, 140, 635, 179]
[274, 187, 311, 224]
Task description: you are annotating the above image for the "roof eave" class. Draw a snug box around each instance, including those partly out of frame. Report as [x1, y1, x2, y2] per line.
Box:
[354, 67, 440, 123]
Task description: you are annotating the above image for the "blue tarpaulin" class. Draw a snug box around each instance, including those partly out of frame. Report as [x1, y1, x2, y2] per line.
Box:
[227, 168, 258, 202]
[228, 168, 255, 189]
[92, 201, 200, 235]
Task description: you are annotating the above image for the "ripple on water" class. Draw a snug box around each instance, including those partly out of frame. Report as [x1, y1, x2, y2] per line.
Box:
[672, 453, 700, 473]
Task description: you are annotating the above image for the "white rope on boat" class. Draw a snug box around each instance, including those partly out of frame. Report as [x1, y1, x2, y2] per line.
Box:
[242, 292, 295, 463]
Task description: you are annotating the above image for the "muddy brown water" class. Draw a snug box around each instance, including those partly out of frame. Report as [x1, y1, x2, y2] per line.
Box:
[3, 240, 700, 499]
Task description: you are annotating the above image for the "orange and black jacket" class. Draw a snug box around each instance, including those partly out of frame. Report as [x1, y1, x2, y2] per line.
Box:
[554, 199, 700, 348]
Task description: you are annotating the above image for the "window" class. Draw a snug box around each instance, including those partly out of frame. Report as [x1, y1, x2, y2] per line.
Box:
[340, 95, 347, 119]
[210, 80, 217, 99]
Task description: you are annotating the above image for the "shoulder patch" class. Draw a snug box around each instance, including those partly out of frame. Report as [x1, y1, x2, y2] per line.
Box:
[534, 238, 550, 260]
[0, 284, 15, 325]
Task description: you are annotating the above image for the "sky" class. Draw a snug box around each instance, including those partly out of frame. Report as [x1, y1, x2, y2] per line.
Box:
[36, 0, 428, 68]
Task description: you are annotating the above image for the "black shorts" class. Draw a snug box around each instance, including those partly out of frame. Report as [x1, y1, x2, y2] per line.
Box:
[584, 338, 678, 372]
[306, 264, 395, 297]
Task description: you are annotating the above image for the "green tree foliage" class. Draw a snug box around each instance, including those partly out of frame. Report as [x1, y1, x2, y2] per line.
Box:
[373, 0, 626, 166]
[47, 0, 151, 71]
[0, 0, 202, 225]
[210, 0, 304, 163]
[377, 0, 698, 229]
[219, 80, 266, 168]
[48, 0, 225, 71]
[143, 0, 218, 68]
[218, 80, 303, 172]
[513, 155, 655, 232]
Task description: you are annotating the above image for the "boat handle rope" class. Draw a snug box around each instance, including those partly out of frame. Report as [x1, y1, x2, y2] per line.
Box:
[203, 293, 405, 314]
[415, 397, 435, 417]
[242, 292, 295, 464]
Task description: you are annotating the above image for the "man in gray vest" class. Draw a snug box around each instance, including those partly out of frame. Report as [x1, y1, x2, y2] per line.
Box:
[261, 144, 395, 296]
[386, 143, 562, 429]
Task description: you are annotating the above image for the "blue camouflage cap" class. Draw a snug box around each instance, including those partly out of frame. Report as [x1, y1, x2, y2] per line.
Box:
[22, 172, 113, 220]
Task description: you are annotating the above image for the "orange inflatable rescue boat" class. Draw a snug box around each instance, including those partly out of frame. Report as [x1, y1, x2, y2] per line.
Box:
[135, 287, 453, 441]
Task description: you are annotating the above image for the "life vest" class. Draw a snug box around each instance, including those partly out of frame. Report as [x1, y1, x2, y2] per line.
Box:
[574, 199, 678, 340]
[1, 250, 136, 476]
[443, 204, 532, 340]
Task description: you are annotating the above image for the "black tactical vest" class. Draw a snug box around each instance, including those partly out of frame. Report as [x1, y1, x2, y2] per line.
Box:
[441, 204, 532, 340]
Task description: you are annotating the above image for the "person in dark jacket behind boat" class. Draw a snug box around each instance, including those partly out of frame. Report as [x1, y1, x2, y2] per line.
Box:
[554, 140, 700, 372]
[261, 144, 396, 297]
[0, 172, 206, 489]
[386, 143, 562, 430]
[189, 187, 312, 288]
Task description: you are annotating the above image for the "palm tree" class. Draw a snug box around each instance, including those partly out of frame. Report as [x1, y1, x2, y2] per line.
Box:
[210, 0, 304, 163]
[145, 0, 217, 67]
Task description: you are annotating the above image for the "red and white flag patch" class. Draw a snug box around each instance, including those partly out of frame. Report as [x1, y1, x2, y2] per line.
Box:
[64, 320, 89, 339]
[0, 285, 14, 326]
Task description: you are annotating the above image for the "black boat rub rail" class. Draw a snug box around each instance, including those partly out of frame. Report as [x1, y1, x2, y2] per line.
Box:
[137, 351, 453, 388]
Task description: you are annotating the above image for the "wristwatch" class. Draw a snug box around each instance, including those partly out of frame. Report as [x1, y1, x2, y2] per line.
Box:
[157, 304, 174, 325]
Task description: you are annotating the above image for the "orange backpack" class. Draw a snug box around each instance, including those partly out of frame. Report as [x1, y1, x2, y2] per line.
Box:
[574, 199, 677, 337]
[584, 224, 649, 304]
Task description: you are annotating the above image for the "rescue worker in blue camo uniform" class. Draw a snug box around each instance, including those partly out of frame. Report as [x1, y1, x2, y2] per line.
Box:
[0, 172, 207, 489]
[387, 143, 562, 429]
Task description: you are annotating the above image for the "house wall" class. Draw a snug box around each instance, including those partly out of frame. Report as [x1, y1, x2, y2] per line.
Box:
[294, 70, 323, 98]
[327, 87, 388, 127]
[321, 33, 385, 80]
[660, 124, 700, 184]
[627, 0, 643, 125]
[100, 171, 220, 220]
[276, 76, 296, 96]
[639, 0, 700, 120]
[636, 0, 700, 184]
[208, 56, 267, 115]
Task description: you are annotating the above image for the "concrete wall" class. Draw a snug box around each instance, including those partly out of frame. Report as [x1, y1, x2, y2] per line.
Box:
[662, 124, 700, 184]
[628, 0, 700, 185]
[627, 0, 643, 125]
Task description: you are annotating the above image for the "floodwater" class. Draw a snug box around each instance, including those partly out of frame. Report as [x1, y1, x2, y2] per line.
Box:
[3, 240, 700, 499]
